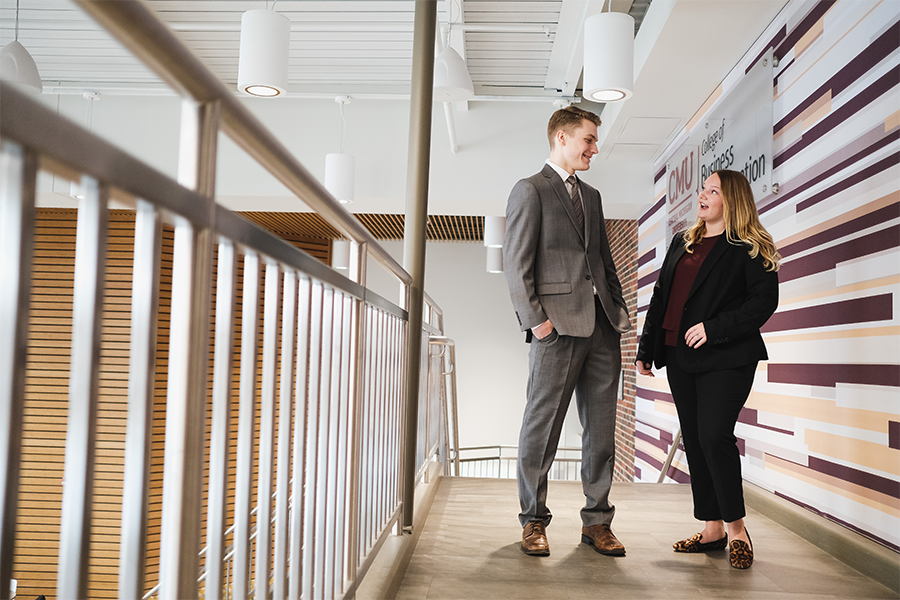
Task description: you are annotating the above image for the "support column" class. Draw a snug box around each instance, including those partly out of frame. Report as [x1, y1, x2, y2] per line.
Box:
[401, 0, 437, 531]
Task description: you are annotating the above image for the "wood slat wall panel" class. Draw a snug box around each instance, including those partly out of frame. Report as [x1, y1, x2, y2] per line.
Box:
[13, 208, 329, 599]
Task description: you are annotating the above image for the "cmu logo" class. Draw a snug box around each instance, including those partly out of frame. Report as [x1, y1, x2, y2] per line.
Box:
[668, 149, 696, 207]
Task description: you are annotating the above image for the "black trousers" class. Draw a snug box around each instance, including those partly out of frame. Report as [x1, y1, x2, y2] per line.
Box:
[665, 346, 757, 523]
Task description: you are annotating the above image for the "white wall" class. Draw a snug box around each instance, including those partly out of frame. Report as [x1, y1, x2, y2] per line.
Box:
[366, 240, 594, 450]
[366, 240, 525, 448]
[36, 93, 651, 218]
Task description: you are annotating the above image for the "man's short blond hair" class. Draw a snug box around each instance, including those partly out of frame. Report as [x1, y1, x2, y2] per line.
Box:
[547, 106, 602, 149]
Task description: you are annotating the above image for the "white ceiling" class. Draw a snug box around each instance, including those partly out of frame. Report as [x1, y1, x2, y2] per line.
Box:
[2, 0, 641, 100]
[4, 0, 790, 218]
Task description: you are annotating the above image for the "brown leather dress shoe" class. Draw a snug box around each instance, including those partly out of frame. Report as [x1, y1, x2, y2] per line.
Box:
[522, 521, 550, 555]
[581, 523, 626, 556]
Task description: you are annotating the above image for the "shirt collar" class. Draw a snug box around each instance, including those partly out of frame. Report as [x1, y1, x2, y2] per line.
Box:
[545, 160, 574, 184]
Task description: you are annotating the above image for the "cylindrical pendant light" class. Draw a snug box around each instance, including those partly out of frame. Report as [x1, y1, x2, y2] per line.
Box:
[483, 216, 506, 248]
[583, 12, 634, 103]
[332, 239, 351, 270]
[324, 153, 355, 204]
[238, 9, 290, 97]
[486, 247, 503, 273]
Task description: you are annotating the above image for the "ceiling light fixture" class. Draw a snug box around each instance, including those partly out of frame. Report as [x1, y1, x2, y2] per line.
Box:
[324, 96, 355, 205]
[483, 216, 506, 248]
[486, 247, 503, 274]
[434, 47, 474, 102]
[70, 91, 100, 199]
[0, 0, 42, 94]
[238, 4, 290, 97]
[434, 0, 473, 103]
[331, 239, 351, 270]
[583, 7, 634, 103]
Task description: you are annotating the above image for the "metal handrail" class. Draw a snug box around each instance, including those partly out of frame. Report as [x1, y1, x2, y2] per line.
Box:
[73, 0, 411, 288]
[428, 336, 460, 476]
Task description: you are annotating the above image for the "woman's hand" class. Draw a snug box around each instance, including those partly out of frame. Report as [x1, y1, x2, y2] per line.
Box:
[685, 322, 707, 348]
[635, 360, 654, 377]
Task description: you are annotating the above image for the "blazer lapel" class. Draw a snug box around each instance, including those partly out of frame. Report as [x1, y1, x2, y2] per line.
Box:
[686, 235, 729, 300]
[541, 164, 585, 243]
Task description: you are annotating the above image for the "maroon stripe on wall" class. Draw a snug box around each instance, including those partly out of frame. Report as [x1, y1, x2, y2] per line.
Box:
[635, 430, 670, 453]
[636, 386, 673, 403]
[654, 165, 666, 183]
[775, 491, 900, 552]
[808, 455, 900, 498]
[780, 202, 900, 258]
[774, 18, 899, 134]
[768, 363, 900, 387]
[635, 418, 675, 444]
[638, 247, 657, 268]
[773, 0, 838, 64]
[777, 225, 899, 282]
[638, 267, 661, 289]
[750, 24, 788, 75]
[773, 56, 796, 88]
[761, 128, 900, 216]
[738, 407, 795, 436]
[774, 68, 900, 169]
[889, 421, 900, 450]
[796, 153, 900, 213]
[762, 294, 893, 332]
[636, 448, 691, 484]
[639, 196, 666, 225]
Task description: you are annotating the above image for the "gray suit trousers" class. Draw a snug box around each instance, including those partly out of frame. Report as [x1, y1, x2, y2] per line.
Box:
[517, 299, 621, 528]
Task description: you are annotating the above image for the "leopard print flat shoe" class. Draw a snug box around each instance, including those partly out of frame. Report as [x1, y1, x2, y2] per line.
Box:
[729, 530, 753, 569]
[673, 532, 728, 553]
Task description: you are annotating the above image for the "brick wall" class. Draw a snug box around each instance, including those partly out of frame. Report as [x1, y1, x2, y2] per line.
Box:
[606, 219, 638, 482]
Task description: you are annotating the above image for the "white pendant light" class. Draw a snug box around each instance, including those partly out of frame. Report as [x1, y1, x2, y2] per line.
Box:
[238, 9, 290, 97]
[1, 0, 42, 95]
[70, 92, 100, 199]
[332, 239, 351, 270]
[324, 153, 355, 204]
[434, 46, 474, 103]
[583, 11, 634, 103]
[483, 216, 506, 248]
[324, 96, 355, 204]
[486, 247, 503, 274]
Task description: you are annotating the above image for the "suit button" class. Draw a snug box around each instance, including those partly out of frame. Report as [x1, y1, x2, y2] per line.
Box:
[585, 275, 591, 280]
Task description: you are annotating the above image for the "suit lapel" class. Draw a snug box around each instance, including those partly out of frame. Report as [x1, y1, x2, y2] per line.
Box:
[687, 235, 729, 300]
[663, 238, 687, 297]
[541, 164, 585, 243]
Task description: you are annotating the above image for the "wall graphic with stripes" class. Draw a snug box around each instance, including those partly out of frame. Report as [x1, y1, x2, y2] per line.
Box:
[635, 0, 899, 550]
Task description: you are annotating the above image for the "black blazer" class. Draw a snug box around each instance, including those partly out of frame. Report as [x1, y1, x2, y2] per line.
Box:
[636, 232, 779, 373]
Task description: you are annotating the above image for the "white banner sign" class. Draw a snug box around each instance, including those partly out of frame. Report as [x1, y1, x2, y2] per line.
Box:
[666, 48, 774, 245]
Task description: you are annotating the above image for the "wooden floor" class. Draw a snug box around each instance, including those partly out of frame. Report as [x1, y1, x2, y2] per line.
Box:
[396, 478, 898, 600]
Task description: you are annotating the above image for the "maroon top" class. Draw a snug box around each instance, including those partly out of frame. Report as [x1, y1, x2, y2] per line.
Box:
[662, 234, 722, 346]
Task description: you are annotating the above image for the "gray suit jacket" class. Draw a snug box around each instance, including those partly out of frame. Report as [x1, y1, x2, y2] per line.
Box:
[504, 164, 631, 338]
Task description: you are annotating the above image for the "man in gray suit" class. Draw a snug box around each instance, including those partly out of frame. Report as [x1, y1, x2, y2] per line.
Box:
[504, 106, 631, 556]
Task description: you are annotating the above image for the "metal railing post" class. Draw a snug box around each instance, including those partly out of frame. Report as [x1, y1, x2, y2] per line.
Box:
[401, 0, 437, 534]
[119, 200, 162, 600]
[159, 98, 219, 600]
[0, 141, 36, 600]
[57, 175, 108, 599]
[205, 237, 237, 600]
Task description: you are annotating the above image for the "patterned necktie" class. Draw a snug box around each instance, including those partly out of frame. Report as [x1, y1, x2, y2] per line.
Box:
[566, 175, 584, 232]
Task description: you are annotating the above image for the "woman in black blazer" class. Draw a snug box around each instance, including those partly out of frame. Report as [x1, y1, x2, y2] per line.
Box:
[636, 170, 780, 569]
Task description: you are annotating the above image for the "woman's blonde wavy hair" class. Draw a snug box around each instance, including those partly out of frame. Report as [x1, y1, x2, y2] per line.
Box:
[683, 169, 781, 271]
